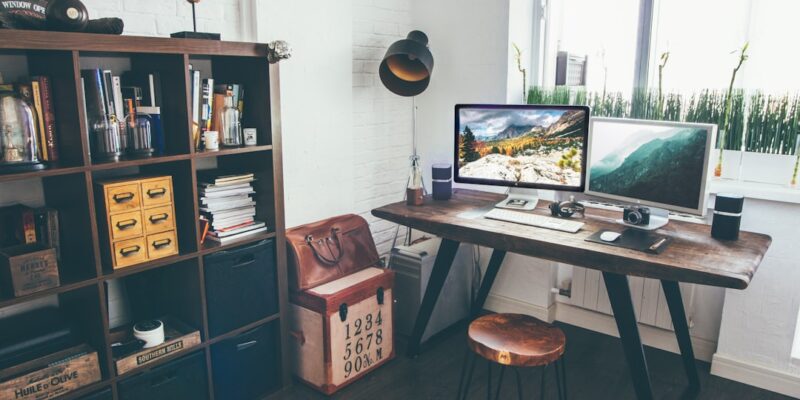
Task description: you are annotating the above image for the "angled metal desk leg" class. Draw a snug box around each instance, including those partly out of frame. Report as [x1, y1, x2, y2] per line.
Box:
[471, 250, 506, 317]
[406, 238, 461, 357]
[603, 272, 654, 400]
[661, 280, 701, 394]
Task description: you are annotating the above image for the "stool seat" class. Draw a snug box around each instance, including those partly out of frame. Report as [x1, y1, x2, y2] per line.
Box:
[467, 313, 565, 367]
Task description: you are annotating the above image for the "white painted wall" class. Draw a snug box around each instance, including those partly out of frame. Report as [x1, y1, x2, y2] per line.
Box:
[254, 0, 355, 228]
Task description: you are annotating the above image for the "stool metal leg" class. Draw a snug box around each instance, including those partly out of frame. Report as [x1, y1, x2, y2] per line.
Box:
[540, 364, 547, 399]
[459, 352, 477, 400]
[554, 360, 566, 400]
[494, 366, 506, 400]
[559, 357, 568, 400]
[457, 349, 473, 400]
[487, 361, 492, 400]
[514, 368, 523, 400]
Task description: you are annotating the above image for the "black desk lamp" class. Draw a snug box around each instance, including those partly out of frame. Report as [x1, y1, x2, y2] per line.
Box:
[380, 30, 434, 245]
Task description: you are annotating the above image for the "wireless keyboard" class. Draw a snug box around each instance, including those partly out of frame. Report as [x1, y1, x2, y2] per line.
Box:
[484, 208, 584, 233]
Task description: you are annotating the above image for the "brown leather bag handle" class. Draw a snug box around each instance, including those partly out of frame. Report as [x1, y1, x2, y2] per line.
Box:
[305, 228, 343, 265]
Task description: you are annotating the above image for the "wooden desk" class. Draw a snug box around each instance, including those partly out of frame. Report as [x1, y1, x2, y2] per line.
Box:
[372, 189, 771, 400]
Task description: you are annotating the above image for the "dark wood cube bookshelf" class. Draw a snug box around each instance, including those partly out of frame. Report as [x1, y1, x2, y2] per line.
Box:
[0, 30, 289, 400]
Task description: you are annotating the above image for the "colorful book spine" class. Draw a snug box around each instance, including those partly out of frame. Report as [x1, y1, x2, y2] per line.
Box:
[30, 80, 48, 161]
[36, 76, 59, 162]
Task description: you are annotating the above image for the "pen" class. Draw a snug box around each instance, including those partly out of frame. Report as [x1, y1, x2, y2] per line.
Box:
[649, 237, 668, 252]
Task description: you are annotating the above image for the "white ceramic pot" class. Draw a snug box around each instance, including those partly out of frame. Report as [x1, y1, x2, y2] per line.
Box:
[740, 152, 796, 185]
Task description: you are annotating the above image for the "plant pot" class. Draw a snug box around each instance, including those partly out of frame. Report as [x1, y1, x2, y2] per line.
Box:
[710, 150, 742, 180]
[740, 152, 796, 185]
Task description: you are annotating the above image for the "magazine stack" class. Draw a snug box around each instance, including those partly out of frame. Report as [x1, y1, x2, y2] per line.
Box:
[198, 171, 267, 245]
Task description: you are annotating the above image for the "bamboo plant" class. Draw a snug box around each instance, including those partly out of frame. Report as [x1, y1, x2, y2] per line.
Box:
[715, 42, 749, 177]
[512, 43, 527, 104]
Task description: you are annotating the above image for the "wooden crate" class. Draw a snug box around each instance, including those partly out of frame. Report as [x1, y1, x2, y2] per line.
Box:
[111, 316, 201, 375]
[0, 344, 101, 400]
[94, 176, 179, 270]
[289, 267, 394, 395]
[0, 244, 59, 297]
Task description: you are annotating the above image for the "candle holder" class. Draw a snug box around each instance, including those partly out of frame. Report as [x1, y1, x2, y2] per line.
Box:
[171, 0, 221, 40]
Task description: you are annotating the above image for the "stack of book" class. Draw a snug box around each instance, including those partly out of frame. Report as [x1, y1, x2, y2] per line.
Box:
[198, 171, 267, 245]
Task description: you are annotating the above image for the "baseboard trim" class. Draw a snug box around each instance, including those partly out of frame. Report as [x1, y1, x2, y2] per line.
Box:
[711, 353, 800, 398]
[484, 293, 555, 323]
[484, 294, 716, 362]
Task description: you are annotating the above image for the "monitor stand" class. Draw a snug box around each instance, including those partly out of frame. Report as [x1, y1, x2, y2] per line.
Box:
[495, 187, 540, 211]
[616, 206, 669, 231]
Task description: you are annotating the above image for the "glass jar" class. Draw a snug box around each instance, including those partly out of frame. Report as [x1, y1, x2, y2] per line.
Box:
[221, 96, 242, 147]
[0, 93, 44, 173]
[406, 155, 424, 205]
[128, 113, 154, 158]
[92, 115, 121, 162]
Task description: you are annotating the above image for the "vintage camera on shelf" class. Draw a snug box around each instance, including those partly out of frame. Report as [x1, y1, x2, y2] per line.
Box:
[623, 206, 651, 226]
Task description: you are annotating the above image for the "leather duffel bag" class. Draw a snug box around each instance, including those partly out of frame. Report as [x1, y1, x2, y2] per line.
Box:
[286, 214, 380, 291]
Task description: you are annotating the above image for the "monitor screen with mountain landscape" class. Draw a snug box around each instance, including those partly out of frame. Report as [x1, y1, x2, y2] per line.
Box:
[455, 104, 589, 191]
[586, 118, 715, 214]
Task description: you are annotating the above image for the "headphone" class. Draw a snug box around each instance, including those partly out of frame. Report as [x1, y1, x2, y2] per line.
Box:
[549, 196, 586, 218]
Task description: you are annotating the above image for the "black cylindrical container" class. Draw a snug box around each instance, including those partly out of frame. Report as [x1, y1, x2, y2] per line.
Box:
[711, 193, 744, 241]
[432, 164, 452, 200]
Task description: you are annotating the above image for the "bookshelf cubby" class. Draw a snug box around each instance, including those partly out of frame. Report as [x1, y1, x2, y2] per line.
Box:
[0, 30, 289, 400]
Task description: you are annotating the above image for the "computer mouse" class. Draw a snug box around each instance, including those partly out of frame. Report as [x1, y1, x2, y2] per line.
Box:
[600, 231, 622, 242]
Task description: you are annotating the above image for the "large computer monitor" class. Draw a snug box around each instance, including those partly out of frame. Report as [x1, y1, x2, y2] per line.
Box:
[454, 104, 590, 210]
[586, 118, 716, 227]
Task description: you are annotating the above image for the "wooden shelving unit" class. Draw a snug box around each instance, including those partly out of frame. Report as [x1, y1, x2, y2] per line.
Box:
[0, 30, 290, 400]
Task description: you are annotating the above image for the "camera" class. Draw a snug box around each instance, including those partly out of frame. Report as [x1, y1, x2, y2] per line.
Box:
[623, 206, 651, 226]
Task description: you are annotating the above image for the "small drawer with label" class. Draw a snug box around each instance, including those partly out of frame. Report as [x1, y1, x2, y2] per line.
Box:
[113, 237, 147, 268]
[110, 210, 144, 240]
[141, 177, 173, 207]
[147, 230, 178, 260]
[105, 184, 141, 214]
[143, 205, 174, 234]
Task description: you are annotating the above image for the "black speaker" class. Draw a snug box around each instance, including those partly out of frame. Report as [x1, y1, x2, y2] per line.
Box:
[432, 164, 452, 200]
[711, 193, 744, 241]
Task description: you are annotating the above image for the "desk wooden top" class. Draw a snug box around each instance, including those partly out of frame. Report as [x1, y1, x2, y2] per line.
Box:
[372, 189, 771, 289]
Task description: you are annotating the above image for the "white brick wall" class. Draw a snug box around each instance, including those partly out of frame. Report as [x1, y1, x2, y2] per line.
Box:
[82, 0, 245, 40]
[352, 0, 414, 255]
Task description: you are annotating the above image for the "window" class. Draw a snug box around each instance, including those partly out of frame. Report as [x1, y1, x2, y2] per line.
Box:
[531, 0, 800, 155]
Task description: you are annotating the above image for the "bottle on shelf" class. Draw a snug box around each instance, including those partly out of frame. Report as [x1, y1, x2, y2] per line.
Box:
[221, 96, 242, 147]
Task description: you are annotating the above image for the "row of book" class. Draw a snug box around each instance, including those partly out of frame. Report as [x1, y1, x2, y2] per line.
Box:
[80, 68, 164, 155]
[198, 171, 267, 245]
[0, 205, 61, 260]
[0, 76, 59, 162]
[188, 65, 244, 151]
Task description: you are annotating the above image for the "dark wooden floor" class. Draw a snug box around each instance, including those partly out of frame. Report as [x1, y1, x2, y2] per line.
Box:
[271, 322, 792, 400]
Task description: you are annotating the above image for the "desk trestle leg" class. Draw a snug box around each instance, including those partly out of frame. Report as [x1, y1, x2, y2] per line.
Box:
[407, 238, 461, 357]
[603, 272, 654, 400]
[471, 250, 506, 317]
[661, 280, 701, 394]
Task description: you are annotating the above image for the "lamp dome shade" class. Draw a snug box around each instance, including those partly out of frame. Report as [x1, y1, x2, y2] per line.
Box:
[379, 30, 434, 97]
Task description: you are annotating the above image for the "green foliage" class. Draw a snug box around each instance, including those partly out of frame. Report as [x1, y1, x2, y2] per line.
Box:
[745, 93, 799, 155]
[491, 146, 501, 154]
[557, 147, 581, 173]
[459, 126, 481, 163]
[527, 86, 572, 105]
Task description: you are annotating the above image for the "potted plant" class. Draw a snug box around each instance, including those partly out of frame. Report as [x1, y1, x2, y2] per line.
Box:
[740, 93, 799, 184]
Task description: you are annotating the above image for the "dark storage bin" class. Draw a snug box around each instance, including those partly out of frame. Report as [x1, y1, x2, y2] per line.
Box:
[211, 321, 280, 400]
[204, 240, 278, 337]
[118, 351, 208, 400]
[80, 388, 113, 400]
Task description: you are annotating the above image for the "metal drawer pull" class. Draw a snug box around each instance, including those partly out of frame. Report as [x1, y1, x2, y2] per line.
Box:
[236, 340, 258, 351]
[120, 245, 141, 257]
[232, 254, 256, 269]
[149, 213, 169, 223]
[116, 219, 138, 230]
[147, 188, 167, 198]
[152, 238, 172, 249]
[112, 192, 135, 203]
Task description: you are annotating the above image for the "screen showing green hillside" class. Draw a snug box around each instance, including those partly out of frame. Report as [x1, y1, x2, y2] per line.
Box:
[457, 108, 587, 187]
[587, 120, 709, 210]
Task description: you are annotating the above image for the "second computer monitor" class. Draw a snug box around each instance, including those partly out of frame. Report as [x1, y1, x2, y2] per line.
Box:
[586, 118, 716, 216]
[454, 104, 590, 192]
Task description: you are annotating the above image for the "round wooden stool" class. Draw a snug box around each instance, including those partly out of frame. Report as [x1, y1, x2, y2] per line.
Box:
[457, 313, 567, 400]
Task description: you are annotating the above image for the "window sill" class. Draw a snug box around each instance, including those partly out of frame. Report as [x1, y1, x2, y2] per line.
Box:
[709, 180, 800, 205]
